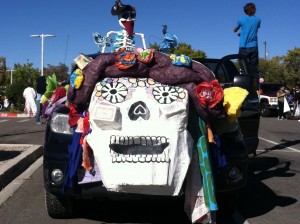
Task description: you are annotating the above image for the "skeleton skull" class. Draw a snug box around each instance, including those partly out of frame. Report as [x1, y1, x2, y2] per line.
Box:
[87, 77, 193, 195]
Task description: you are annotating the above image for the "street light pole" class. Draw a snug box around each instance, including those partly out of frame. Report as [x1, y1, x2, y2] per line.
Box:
[263, 41, 267, 59]
[6, 69, 16, 84]
[30, 34, 55, 76]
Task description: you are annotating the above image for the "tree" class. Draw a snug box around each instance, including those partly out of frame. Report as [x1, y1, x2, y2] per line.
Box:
[0, 57, 7, 86]
[5, 63, 40, 111]
[149, 42, 207, 58]
[44, 63, 69, 82]
[283, 47, 300, 86]
[169, 43, 206, 58]
[259, 57, 284, 83]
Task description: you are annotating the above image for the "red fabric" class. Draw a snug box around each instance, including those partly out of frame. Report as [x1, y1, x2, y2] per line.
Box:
[68, 104, 80, 127]
[195, 79, 223, 109]
[80, 114, 90, 145]
[51, 87, 66, 103]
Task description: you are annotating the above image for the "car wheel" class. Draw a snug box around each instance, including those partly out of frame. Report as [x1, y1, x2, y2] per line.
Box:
[216, 191, 239, 218]
[260, 103, 270, 117]
[45, 190, 75, 219]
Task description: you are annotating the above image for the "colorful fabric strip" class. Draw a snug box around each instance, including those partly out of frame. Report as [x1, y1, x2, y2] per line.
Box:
[196, 118, 218, 211]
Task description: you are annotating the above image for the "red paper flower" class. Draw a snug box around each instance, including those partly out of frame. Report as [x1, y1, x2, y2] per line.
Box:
[195, 79, 224, 108]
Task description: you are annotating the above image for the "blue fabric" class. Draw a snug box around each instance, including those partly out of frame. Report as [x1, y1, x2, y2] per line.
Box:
[210, 134, 227, 170]
[62, 126, 83, 193]
[35, 93, 42, 123]
[235, 15, 261, 48]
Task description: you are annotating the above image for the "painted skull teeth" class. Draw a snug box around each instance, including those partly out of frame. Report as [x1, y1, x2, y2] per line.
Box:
[109, 135, 170, 163]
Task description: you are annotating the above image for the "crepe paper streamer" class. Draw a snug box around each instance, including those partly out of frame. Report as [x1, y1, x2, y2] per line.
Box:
[196, 118, 218, 211]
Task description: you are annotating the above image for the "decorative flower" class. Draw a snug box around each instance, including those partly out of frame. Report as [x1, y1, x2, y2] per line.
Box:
[101, 81, 128, 104]
[70, 69, 84, 89]
[135, 48, 154, 63]
[170, 54, 191, 67]
[223, 87, 249, 122]
[115, 48, 136, 70]
[195, 79, 224, 108]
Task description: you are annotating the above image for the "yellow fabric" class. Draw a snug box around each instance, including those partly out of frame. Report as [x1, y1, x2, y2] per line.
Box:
[223, 87, 249, 122]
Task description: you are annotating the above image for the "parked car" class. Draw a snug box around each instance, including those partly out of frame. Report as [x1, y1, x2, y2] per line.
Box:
[259, 82, 294, 117]
[43, 52, 260, 221]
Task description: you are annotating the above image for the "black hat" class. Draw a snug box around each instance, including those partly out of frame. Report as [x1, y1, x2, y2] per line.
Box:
[111, 0, 135, 19]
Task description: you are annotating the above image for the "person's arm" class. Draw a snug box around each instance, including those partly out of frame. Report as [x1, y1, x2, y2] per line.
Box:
[277, 91, 285, 98]
[233, 27, 240, 33]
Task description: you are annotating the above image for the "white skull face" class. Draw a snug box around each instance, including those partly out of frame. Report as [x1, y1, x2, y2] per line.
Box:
[87, 77, 193, 195]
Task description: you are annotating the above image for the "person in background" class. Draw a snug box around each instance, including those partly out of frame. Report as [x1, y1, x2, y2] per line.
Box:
[233, 3, 261, 76]
[277, 86, 288, 120]
[35, 76, 47, 124]
[293, 86, 300, 119]
[23, 85, 37, 118]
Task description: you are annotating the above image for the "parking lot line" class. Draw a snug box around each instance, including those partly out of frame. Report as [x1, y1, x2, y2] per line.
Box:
[259, 137, 300, 153]
[17, 119, 31, 123]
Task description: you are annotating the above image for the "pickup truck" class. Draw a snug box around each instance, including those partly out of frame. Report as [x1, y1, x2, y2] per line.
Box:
[259, 82, 294, 117]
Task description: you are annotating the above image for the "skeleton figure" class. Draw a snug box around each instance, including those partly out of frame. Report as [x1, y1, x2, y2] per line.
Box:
[110, 0, 137, 51]
[87, 77, 193, 195]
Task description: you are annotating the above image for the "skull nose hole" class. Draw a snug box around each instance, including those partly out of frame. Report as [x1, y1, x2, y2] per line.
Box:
[128, 101, 150, 120]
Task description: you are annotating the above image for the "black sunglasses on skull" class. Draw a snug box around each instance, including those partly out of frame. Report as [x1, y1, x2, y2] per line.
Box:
[118, 11, 136, 20]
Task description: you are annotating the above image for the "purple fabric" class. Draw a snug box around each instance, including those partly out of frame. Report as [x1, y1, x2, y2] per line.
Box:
[67, 51, 222, 121]
[44, 96, 67, 119]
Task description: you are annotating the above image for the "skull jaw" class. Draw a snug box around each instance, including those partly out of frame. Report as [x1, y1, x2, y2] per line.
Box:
[87, 129, 191, 196]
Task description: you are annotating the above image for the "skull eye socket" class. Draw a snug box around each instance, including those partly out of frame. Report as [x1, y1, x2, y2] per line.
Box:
[101, 81, 128, 104]
[152, 86, 180, 104]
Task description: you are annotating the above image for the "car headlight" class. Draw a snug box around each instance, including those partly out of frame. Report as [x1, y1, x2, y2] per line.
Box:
[50, 112, 73, 134]
[228, 167, 243, 183]
[51, 169, 64, 185]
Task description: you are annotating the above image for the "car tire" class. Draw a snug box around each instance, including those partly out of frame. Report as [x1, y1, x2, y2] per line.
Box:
[45, 190, 75, 219]
[216, 191, 239, 218]
[260, 103, 271, 117]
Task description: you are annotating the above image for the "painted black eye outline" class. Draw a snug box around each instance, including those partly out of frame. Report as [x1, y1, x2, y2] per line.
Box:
[101, 81, 128, 104]
[152, 86, 180, 104]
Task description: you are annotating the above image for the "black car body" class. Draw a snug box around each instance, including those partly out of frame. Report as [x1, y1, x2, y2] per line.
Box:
[43, 54, 260, 219]
[193, 54, 261, 156]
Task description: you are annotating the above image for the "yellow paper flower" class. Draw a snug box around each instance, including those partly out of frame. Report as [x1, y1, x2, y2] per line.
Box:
[70, 69, 84, 89]
[223, 87, 249, 122]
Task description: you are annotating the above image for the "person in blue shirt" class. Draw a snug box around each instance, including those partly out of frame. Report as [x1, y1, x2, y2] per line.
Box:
[233, 2, 261, 76]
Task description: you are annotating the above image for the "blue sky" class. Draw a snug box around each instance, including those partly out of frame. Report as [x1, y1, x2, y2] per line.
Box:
[1, 0, 299, 72]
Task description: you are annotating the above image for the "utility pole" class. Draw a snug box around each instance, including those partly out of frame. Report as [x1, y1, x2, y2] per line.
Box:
[6, 69, 16, 84]
[263, 41, 267, 59]
[30, 34, 56, 76]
